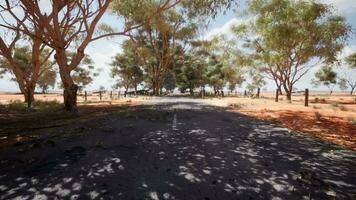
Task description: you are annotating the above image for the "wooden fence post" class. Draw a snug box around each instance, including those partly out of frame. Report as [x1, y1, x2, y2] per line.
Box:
[85, 91, 87, 102]
[244, 90, 247, 97]
[257, 88, 260, 98]
[305, 88, 309, 107]
[99, 91, 102, 101]
[275, 89, 279, 102]
[110, 91, 113, 100]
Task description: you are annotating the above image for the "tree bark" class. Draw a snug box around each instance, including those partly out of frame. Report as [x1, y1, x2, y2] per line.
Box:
[55, 49, 79, 111]
[62, 73, 78, 111]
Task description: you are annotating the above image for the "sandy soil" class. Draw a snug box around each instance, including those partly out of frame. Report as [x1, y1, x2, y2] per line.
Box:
[203, 96, 356, 150]
[0, 92, 146, 104]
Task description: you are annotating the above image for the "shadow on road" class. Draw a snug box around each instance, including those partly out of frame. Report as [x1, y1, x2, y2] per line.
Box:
[0, 101, 355, 200]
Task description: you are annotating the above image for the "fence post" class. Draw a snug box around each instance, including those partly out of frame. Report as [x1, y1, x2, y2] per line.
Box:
[85, 91, 87, 102]
[257, 88, 260, 98]
[99, 91, 102, 101]
[305, 88, 309, 107]
[275, 89, 279, 102]
[118, 91, 120, 99]
[110, 91, 113, 100]
[244, 90, 247, 97]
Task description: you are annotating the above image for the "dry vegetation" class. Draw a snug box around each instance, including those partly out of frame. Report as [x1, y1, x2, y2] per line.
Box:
[207, 92, 356, 150]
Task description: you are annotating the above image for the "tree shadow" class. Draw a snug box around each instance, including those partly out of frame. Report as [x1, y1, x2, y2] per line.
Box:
[0, 102, 355, 200]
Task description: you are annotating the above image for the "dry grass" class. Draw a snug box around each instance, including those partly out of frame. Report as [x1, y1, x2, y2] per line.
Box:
[212, 93, 356, 150]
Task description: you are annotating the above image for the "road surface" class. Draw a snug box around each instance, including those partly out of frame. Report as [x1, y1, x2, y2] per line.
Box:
[0, 97, 355, 200]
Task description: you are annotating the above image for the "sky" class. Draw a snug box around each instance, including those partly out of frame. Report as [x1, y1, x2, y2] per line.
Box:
[0, 0, 355, 93]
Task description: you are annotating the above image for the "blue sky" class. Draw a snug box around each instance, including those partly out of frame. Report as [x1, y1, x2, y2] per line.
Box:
[0, 0, 355, 92]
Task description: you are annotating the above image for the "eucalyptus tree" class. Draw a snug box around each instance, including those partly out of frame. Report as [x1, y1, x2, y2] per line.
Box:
[339, 53, 356, 95]
[110, 41, 144, 95]
[346, 53, 356, 68]
[233, 0, 351, 101]
[175, 54, 207, 94]
[0, 0, 183, 111]
[119, 0, 237, 95]
[0, 10, 53, 106]
[312, 66, 338, 95]
[0, 47, 54, 105]
[37, 67, 56, 94]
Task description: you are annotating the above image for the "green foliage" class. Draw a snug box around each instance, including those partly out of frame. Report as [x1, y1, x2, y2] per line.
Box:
[7, 100, 27, 112]
[64, 53, 100, 92]
[234, 0, 351, 99]
[345, 53, 356, 68]
[37, 68, 56, 93]
[4, 99, 62, 113]
[312, 66, 338, 94]
[111, 44, 144, 92]
[175, 54, 207, 94]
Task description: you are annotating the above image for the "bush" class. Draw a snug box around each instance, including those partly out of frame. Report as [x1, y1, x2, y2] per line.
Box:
[339, 105, 348, 111]
[314, 112, 322, 121]
[351, 119, 356, 125]
[33, 100, 62, 112]
[331, 103, 339, 108]
[7, 100, 27, 111]
[229, 103, 244, 109]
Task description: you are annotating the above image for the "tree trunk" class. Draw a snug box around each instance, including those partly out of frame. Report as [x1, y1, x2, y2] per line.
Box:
[286, 91, 292, 101]
[63, 82, 78, 111]
[60, 71, 78, 111]
[24, 87, 35, 108]
[282, 83, 292, 102]
[189, 88, 194, 95]
[351, 87, 355, 95]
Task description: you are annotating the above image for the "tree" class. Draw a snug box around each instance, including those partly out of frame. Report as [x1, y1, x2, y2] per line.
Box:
[0, 14, 52, 107]
[111, 44, 144, 95]
[163, 71, 177, 93]
[0, 46, 53, 105]
[1, 0, 187, 111]
[346, 53, 356, 68]
[312, 66, 337, 95]
[37, 67, 57, 94]
[246, 68, 266, 96]
[338, 53, 356, 95]
[176, 54, 207, 95]
[234, 0, 351, 101]
[223, 66, 244, 93]
[71, 55, 100, 92]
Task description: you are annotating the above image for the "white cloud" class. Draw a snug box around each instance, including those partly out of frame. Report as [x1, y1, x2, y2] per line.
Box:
[204, 18, 249, 40]
[323, 0, 356, 13]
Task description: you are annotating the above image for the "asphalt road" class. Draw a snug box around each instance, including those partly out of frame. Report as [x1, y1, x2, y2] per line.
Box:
[0, 97, 355, 200]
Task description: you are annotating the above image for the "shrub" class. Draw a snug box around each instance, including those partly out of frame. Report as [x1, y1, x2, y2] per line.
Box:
[351, 119, 356, 125]
[7, 100, 27, 111]
[314, 112, 322, 121]
[331, 103, 339, 108]
[339, 105, 348, 111]
[229, 103, 244, 109]
[313, 106, 320, 109]
[33, 100, 62, 112]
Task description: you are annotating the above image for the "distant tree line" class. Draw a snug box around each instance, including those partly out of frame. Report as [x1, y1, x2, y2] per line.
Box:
[0, 0, 354, 111]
